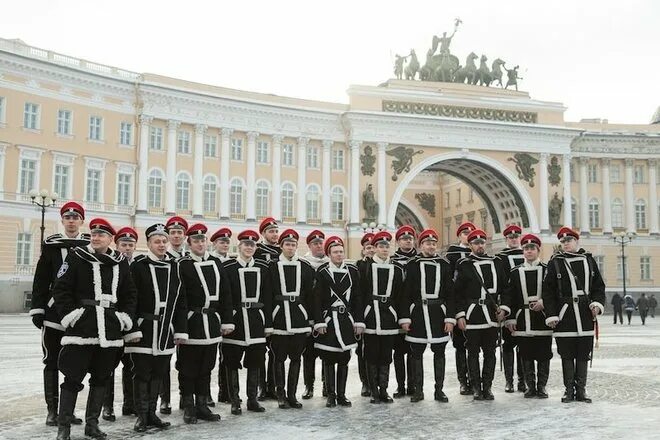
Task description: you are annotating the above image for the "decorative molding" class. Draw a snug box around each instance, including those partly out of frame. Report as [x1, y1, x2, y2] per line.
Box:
[414, 192, 436, 217]
[360, 145, 376, 176]
[382, 100, 538, 124]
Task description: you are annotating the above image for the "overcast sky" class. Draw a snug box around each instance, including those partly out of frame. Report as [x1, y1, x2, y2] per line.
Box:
[4, 0, 659, 124]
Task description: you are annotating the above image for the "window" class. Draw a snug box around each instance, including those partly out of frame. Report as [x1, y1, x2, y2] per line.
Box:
[57, 110, 72, 135]
[120, 122, 133, 145]
[203, 176, 217, 213]
[150, 127, 163, 150]
[256, 181, 269, 218]
[456, 188, 462, 207]
[444, 192, 450, 208]
[616, 256, 624, 280]
[54, 164, 70, 199]
[177, 131, 191, 154]
[282, 144, 294, 166]
[588, 198, 600, 229]
[612, 198, 624, 228]
[117, 172, 131, 206]
[230, 179, 244, 215]
[588, 163, 598, 183]
[19, 158, 37, 194]
[306, 185, 320, 219]
[23, 102, 39, 129]
[176, 174, 190, 210]
[281, 182, 295, 217]
[204, 135, 217, 158]
[16, 233, 32, 266]
[331, 187, 345, 221]
[641, 256, 651, 280]
[468, 189, 474, 203]
[0, 96, 5, 123]
[571, 198, 577, 228]
[635, 199, 647, 229]
[634, 165, 644, 184]
[594, 256, 604, 274]
[231, 138, 243, 161]
[148, 169, 163, 208]
[610, 165, 621, 183]
[85, 169, 101, 202]
[88, 116, 102, 141]
[256, 141, 269, 164]
[307, 147, 319, 168]
[331, 149, 344, 170]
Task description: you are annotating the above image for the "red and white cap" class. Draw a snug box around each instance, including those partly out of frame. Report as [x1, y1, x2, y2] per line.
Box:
[115, 227, 138, 243]
[371, 231, 393, 246]
[166, 216, 188, 232]
[259, 217, 278, 234]
[306, 230, 325, 245]
[237, 229, 260, 242]
[210, 227, 232, 242]
[521, 234, 541, 247]
[278, 229, 299, 245]
[89, 218, 116, 236]
[502, 224, 522, 237]
[324, 236, 344, 255]
[186, 223, 207, 238]
[418, 228, 439, 244]
[456, 222, 476, 237]
[467, 229, 487, 243]
[557, 226, 579, 240]
[395, 225, 416, 241]
[361, 233, 374, 247]
[60, 201, 85, 219]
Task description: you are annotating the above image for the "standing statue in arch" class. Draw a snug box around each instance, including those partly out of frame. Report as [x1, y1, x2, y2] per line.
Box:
[549, 192, 563, 228]
[362, 184, 379, 222]
[394, 54, 408, 80]
[504, 64, 523, 91]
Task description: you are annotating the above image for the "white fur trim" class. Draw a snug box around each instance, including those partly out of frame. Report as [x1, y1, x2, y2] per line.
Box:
[444, 318, 457, 325]
[499, 305, 511, 316]
[397, 318, 412, 325]
[545, 316, 560, 326]
[456, 311, 466, 319]
[61, 307, 85, 329]
[183, 336, 224, 345]
[221, 324, 235, 332]
[173, 333, 189, 340]
[43, 321, 65, 331]
[29, 308, 45, 316]
[589, 301, 604, 316]
[115, 312, 133, 331]
[264, 327, 274, 334]
[504, 319, 516, 326]
[313, 322, 327, 331]
[123, 331, 142, 342]
[353, 322, 366, 329]
[61, 336, 100, 345]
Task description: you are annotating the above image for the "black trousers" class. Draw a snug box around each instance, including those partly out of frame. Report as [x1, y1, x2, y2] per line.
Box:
[222, 343, 267, 370]
[465, 328, 498, 358]
[176, 344, 218, 396]
[502, 326, 518, 352]
[130, 354, 171, 383]
[556, 337, 593, 361]
[41, 327, 63, 371]
[58, 345, 121, 392]
[271, 334, 307, 361]
[613, 308, 623, 324]
[409, 341, 447, 358]
[364, 334, 396, 366]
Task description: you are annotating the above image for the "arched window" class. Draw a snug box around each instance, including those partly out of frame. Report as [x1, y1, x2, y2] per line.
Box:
[331, 187, 345, 221]
[635, 199, 647, 229]
[306, 184, 320, 220]
[175, 173, 191, 211]
[588, 198, 600, 229]
[612, 198, 624, 228]
[148, 169, 163, 208]
[230, 178, 244, 215]
[203, 175, 217, 213]
[255, 180, 270, 218]
[281, 182, 295, 218]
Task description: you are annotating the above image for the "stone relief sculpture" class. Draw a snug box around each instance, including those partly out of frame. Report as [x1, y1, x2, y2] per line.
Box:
[386, 146, 424, 181]
[360, 145, 376, 176]
[415, 193, 436, 217]
[508, 153, 539, 187]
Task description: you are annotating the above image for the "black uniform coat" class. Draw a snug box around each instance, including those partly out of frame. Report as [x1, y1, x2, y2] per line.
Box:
[313, 262, 365, 353]
[125, 252, 188, 356]
[444, 244, 471, 273]
[222, 257, 273, 346]
[403, 254, 456, 344]
[454, 254, 505, 330]
[177, 252, 234, 345]
[360, 256, 407, 336]
[254, 242, 281, 263]
[501, 260, 552, 337]
[51, 245, 138, 348]
[30, 233, 90, 330]
[269, 254, 314, 335]
[495, 247, 525, 286]
[542, 249, 606, 338]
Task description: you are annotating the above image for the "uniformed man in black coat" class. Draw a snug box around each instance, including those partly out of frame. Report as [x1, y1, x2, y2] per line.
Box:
[455, 229, 505, 401]
[354, 232, 375, 397]
[30, 201, 89, 427]
[222, 229, 274, 415]
[444, 221, 476, 395]
[176, 223, 234, 424]
[269, 229, 314, 409]
[51, 218, 139, 440]
[125, 223, 188, 431]
[494, 224, 526, 394]
[543, 227, 606, 403]
[499, 234, 553, 398]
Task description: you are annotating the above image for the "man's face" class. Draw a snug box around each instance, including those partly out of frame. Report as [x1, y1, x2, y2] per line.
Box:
[420, 240, 437, 256]
[148, 235, 169, 258]
[469, 239, 486, 256]
[214, 238, 230, 255]
[506, 233, 521, 249]
[375, 242, 390, 259]
[397, 236, 414, 252]
[560, 236, 578, 253]
[61, 214, 83, 236]
[522, 244, 539, 262]
[309, 240, 324, 258]
[169, 229, 185, 247]
[363, 244, 375, 258]
[239, 241, 256, 259]
[116, 240, 136, 258]
[330, 246, 345, 265]
[281, 240, 297, 258]
[90, 232, 113, 253]
[459, 230, 470, 245]
[263, 228, 279, 245]
[188, 236, 207, 256]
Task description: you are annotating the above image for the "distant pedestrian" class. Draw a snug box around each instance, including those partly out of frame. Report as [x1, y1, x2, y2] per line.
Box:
[649, 295, 657, 318]
[636, 294, 649, 326]
[611, 293, 624, 325]
[624, 294, 636, 325]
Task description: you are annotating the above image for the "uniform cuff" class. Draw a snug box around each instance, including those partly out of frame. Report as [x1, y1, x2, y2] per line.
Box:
[589, 301, 604, 316]
[353, 322, 366, 329]
[29, 308, 45, 316]
[397, 318, 411, 325]
[456, 311, 466, 319]
[545, 316, 559, 326]
[504, 319, 516, 327]
[264, 327, 274, 334]
[313, 322, 327, 331]
[61, 307, 85, 329]
[499, 305, 511, 316]
[221, 323, 235, 332]
[173, 333, 189, 340]
[115, 312, 134, 332]
[444, 318, 457, 325]
[123, 331, 142, 342]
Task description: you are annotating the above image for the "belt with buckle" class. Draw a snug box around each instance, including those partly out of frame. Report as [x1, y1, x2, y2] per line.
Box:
[80, 299, 116, 310]
[140, 313, 162, 321]
[241, 302, 264, 309]
[374, 296, 389, 304]
[330, 305, 347, 314]
[190, 307, 217, 314]
[420, 298, 442, 306]
[477, 299, 486, 306]
[275, 295, 298, 303]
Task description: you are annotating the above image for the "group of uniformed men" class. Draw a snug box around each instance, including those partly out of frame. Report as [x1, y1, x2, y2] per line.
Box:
[30, 200, 607, 439]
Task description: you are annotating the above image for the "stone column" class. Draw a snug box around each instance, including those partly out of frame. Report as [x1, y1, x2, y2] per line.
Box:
[219, 128, 233, 219]
[579, 157, 590, 234]
[296, 137, 309, 223]
[192, 124, 206, 218]
[271, 135, 283, 221]
[165, 120, 180, 215]
[322, 140, 332, 225]
[246, 131, 259, 221]
[649, 159, 658, 235]
[136, 115, 152, 212]
[377, 142, 388, 226]
[562, 154, 572, 227]
[625, 158, 636, 234]
[601, 158, 612, 234]
[539, 153, 550, 233]
[349, 140, 362, 225]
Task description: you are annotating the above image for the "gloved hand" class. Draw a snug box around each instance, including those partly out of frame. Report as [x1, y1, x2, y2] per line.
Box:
[32, 314, 44, 329]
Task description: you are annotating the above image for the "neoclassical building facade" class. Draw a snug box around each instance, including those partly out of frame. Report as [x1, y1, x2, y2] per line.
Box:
[0, 37, 658, 311]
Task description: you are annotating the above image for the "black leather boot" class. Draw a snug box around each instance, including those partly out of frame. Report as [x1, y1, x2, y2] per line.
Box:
[367, 364, 380, 404]
[468, 352, 483, 400]
[84, 386, 108, 439]
[147, 379, 170, 428]
[247, 368, 266, 412]
[575, 360, 592, 403]
[257, 364, 268, 401]
[379, 365, 394, 403]
[102, 373, 116, 422]
[358, 347, 370, 397]
[181, 394, 197, 424]
[265, 351, 277, 400]
[410, 357, 424, 402]
[523, 360, 537, 398]
[456, 349, 471, 395]
[433, 352, 448, 403]
[406, 355, 416, 395]
[44, 369, 59, 426]
[196, 394, 221, 421]
[121, 366, 135, 415]
[324, 361, 336, 407]
[321, 361, 328, 397]
[133, 379, 149, 432]
[536, 360, 550, 399]
[561, 358, 575, 403]
[302, 356, 315, 400]
[159, 370, 171, 414]
[217, 362, 229, 403]
[287, 359, 303, 409]
[516, 349, 527, 392]
[56, 387, 78, 440]
[226, 368, 242, 415]
[482, 352, 496, 401]
[503, 350, 515, 393]
[275, 360, 290, 409]
[336, 364, 351, 407]
[392, 352, 406, 398]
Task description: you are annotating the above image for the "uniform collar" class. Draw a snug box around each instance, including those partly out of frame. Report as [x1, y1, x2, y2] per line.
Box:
[372, 255, 390, 264]
[237, 256, 255, 267]
[523, 258, 540, 268]
[190, 251, 210, 262]
[279, 253, 299, 262]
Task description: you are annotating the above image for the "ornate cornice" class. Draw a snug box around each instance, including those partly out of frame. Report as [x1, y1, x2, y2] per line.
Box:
[571, 133, 660, 157]
[383, 100, 538, 124]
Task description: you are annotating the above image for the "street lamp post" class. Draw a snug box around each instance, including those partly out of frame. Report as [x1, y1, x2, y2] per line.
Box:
[613, 231, 634, 297]
[29, 189, 58, 250]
